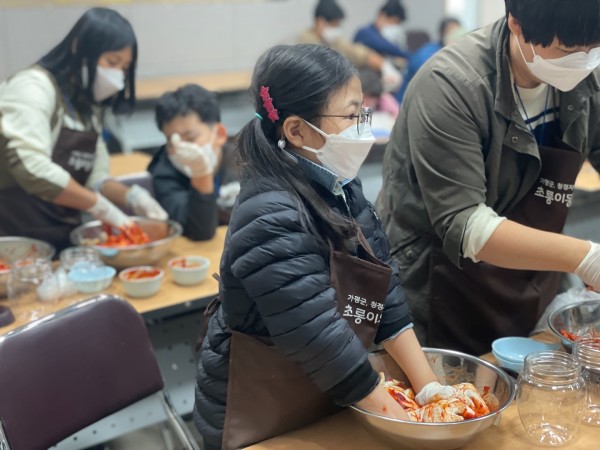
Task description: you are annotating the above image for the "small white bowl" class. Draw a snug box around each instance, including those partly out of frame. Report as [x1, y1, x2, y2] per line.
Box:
[68, 263, 116, 294]
[167, 256, 210, 286]
[119, 266, 164, 298]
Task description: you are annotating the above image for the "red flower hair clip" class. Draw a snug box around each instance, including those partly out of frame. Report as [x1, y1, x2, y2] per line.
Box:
[260, 86, 280, 123]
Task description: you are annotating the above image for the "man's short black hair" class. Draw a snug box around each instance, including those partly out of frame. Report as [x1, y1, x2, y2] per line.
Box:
[380, 0, 406, 21]
[155, 84, 220, 131]
[506, 0, 600, 47]
[314, 0, 345, 21]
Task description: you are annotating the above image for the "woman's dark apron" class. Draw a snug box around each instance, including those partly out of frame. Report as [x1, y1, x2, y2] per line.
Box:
[428, 135, 583, 356]
[213, 230, 392, 449]
[0, 122, 98, 253]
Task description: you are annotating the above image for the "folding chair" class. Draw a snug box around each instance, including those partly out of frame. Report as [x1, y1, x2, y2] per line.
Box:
[0, 295, 200, 450]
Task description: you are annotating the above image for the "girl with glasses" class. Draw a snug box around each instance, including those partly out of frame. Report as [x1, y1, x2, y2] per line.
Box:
[194, 43, 441, 450]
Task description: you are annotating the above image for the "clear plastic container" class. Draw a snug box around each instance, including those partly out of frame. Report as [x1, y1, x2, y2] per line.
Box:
[517, 351, 585, 446]
[59, 246, 101, 272]
[7, 258, 59, 321]
[573, 336, 600, 426]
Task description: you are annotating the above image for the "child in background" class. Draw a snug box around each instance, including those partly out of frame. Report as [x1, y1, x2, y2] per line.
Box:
[147, 84, 239, 241]
[359, 67, 400, 118]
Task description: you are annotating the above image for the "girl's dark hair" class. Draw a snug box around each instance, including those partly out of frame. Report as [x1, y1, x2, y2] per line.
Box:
[38, 7, 137, 118]
[237, 44, 357, 248]
[506, 0, 600, 47]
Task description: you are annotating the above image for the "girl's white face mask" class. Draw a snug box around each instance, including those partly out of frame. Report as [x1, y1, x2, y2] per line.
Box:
[82, 65, 126, 102]
[301, 120, 375, 180]
[516, 36, 600, 92]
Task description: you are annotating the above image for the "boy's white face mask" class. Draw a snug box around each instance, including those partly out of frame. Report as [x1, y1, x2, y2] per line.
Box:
[516, 35, 600, 92]
[301, 120, 375, 180]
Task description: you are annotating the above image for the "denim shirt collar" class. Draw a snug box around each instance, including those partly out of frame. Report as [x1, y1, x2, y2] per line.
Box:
[284, 150, 351, 195]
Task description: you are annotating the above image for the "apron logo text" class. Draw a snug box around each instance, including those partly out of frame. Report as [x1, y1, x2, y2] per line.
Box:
[67, 150, 95, 172]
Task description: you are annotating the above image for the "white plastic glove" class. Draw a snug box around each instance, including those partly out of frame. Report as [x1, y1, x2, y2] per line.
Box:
[217, 181, 241, 209]
[126, 184, 168, 221]
[381, 60, 403, 93]
[415, 381, 456, 406]
[86, 193, 132, 228]
[574, 241, 600, 290]
[169, 133, 217, 178]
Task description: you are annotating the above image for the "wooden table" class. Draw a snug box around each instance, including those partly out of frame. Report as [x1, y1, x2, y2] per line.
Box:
[136, 70, 252, 101]
[575, 160, 600, 192]
[248, 331, 600, 450]
[109, 151, 152, 176]
[0, 226, 225, 334]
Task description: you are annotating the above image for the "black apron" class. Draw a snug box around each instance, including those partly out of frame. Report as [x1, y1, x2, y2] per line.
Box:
[0, 123, 98, 253]
[428, 136, 583, 356]
[212, 230, 392, 450]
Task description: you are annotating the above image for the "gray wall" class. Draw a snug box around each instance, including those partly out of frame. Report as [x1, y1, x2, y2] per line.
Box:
[0, 0, 445, 81]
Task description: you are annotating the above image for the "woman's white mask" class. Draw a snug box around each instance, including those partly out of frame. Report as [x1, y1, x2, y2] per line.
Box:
[516, 36, 600, 92]
[82, 65, 126, 102]
[301, 120, 375, 180]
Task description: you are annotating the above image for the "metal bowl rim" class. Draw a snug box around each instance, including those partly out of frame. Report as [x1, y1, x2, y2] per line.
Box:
[547, 299, 600, 340]
[350, 347, 516, 426]
[70, 218, 182, 250]
[0, 237, 56, 273]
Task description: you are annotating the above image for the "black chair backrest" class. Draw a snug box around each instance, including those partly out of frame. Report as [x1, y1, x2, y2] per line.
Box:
[0, 295, 164, 450]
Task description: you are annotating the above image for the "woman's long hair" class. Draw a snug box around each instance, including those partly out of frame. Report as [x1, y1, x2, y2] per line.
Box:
[38, 7, 137, 118]
[237, 44, 358, 249]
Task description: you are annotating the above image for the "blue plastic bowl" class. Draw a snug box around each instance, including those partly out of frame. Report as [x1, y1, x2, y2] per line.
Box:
[492, 337, 561, 363]
[492, 350, 525, 374]
[68, 263, 116, 294]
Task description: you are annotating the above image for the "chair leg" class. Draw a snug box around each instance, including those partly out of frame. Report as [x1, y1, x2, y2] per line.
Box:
[158, 390, 201, 450]
[159, 423, 176, 450]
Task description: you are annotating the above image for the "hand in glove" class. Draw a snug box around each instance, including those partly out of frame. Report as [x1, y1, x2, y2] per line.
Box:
[169, 133, 217, 178]
[575, 241, 600, 291]
[126, 184, 168, 221]
[86, 193, 131, 228]
[415, 381, 456, 406]
[381, 60, 403, 93]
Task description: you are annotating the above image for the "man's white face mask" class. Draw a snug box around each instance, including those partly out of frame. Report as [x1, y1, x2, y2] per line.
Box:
[516, 35, 600, 92]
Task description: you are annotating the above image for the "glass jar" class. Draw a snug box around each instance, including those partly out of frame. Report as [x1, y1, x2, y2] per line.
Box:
[573, 336, 600, 426]
[517, 351, 585, 446]
[59, 246, 101, 272]
[7, 258, 59, 321]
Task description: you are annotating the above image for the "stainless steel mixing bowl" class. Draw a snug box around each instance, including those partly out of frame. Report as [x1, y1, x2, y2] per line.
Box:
[350, 348, 516, 450]
[69, 218, 182, 269]
[548, 299, 600, 350]
[0, 237, 55, 297]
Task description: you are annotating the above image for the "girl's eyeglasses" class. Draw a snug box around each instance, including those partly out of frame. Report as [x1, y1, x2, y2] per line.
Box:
[317, 107, 373, 135]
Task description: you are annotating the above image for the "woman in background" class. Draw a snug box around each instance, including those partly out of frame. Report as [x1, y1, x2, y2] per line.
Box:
[0, 7, 166, 251]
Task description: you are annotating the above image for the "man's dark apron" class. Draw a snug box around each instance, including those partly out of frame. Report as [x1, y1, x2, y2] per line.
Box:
[214, 230, 392, 450]
[0, 124, 98, 253]
[428, 135, 583, 356]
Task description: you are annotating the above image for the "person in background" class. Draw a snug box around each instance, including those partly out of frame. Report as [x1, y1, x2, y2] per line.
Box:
[396, 17, 463, 103]
[148, 84, 239, 241]
[354, 0, 411, 60]
[194, 43, 445, 450]
[359, 67, 400, 118]
[0, 7, 166, 252]
[376, 0, 600, 356]
[298, 0, 402, 93]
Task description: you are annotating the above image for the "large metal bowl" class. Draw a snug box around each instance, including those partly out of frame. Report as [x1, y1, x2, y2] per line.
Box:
[0, 237, 55, 298]
[548, 299, 600, 351]
[350, 348, 516, 450]
[69, 218, 182, 269]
